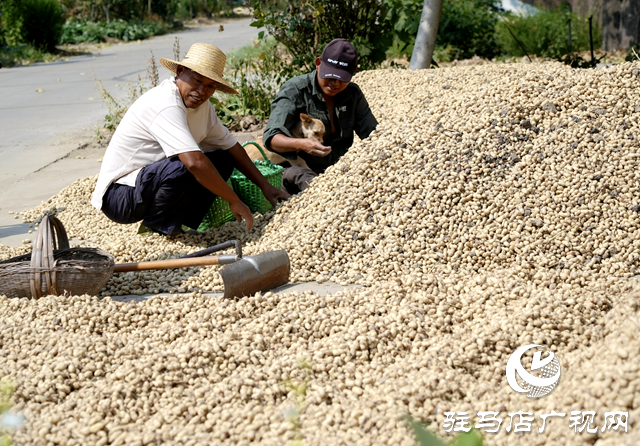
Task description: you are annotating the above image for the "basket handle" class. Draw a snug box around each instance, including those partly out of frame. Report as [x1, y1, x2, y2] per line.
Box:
[29, 214, 69, 298]
[242, 141, 273, 165]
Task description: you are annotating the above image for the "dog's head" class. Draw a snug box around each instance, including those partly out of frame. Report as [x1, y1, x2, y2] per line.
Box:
[299, 113, 325, 142]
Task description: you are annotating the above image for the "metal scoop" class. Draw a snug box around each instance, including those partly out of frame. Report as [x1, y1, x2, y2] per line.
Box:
[113, 240, 290, 298]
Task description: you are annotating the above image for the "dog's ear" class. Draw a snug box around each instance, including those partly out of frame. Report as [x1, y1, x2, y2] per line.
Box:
[300, 113, 313, 123]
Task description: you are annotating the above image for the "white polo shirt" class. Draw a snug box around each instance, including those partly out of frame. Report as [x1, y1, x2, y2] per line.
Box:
[91, 77, 237, 210]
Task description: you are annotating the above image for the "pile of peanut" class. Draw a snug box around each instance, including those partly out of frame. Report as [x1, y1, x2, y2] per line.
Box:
[1, 61, 639, 445]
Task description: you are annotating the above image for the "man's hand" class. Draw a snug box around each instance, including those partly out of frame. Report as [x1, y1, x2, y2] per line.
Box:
[179, 151, 254, 231]
[300, 139, 331, 157]
[229, 199, 254, 232]
[262, 184, 291, 207]
[269, 134, 331, 157]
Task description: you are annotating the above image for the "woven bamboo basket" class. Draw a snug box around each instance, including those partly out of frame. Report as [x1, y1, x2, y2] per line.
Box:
[0, 214, 114, 299]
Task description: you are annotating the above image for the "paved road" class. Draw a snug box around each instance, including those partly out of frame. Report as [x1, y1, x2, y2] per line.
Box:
[0, 18, 257, 192]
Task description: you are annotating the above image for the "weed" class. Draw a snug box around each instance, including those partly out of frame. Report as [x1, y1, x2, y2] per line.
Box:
[60, 19, 166, 45]
[406, 416, 484, 446]
[94, 70, 148, 140]
[282, 358, 313, 446]
[626, 46, 640, 62]
[147, 50, 159, 88]
[173, 36, 180, 61]
[0, 44, 55, 67]
[496, 6, 601, 59]
[0, 378, 17, 446]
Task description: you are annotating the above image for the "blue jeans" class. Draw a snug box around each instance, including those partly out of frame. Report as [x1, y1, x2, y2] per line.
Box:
[101, 150, 235, 235]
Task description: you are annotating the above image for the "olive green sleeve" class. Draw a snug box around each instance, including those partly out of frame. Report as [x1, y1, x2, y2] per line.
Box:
[352, 84, 378, 140]
[262, 82, 301, 161]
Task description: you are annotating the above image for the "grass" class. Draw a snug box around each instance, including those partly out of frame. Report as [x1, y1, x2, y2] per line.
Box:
[407, 417, 484, 446]
[0, 43, 75, 67]
[496, 7, 602, 60]
[60, 19, 167, 45]
[0, 378, 16, 446]
[225, 37, 279, 68]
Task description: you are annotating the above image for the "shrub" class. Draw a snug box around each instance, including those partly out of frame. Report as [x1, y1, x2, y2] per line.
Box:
[212, 39, 299, 129]
[0, 21, 6, 48]
[387, 0, 503, 61]
[438, 0, 503, 60]
[60, 19, 166, 44]
[173, 0, 238, 20]
[496, 6, 601, 59]
[0, 44, 55, 67]
[1, 0, 65, 52]
[59, 0, 177, 23]
[249, 0, 395, 71]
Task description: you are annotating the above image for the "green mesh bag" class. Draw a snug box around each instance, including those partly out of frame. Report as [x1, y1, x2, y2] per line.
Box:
[197, 142, 283, 231]
[197, 179, 236, 231]
[230, 141, 283, 214]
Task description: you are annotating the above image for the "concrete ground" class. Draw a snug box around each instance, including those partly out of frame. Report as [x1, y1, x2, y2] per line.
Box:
[112, 282, 360, 303]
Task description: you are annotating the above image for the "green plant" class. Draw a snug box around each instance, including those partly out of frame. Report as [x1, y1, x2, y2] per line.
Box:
[249, 0, 395, 71]
[0, 379, 16, 446]
[438, 0, 503, 60]
[172, 0, 238, 20]
[496, 7, 601, 59]
[60, 19, 166, 44]
[58, 0, 177, 23]
[386, 0, 503, 61]
[282, 358, 313, 446]
[0, 44, 56, 67]
[1, 0, 65, 52]
[211, 39, 299, 129]
[626, 46, 640, 62]
[94, 71, 148, 138]
[406, 417, 484, 446]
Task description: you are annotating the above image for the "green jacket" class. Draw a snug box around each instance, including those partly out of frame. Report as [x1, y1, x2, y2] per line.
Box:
[263, 70, 378, 174]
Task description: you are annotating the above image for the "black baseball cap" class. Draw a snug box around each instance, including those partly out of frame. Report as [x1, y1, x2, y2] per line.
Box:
[319, 39, 357, 82]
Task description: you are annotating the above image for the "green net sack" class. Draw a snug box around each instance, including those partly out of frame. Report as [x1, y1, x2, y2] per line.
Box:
[197, 142, 283, 231]
[230, 141, 283, 214]
[197, 180, 236, 231]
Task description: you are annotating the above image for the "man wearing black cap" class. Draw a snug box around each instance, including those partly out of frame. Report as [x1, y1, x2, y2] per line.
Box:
[262, 38, 378, 194]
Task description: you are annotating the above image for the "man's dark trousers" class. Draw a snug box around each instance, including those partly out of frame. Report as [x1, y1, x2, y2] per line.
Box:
[102, 150, 235, 235]
[282, 165, 318, 195]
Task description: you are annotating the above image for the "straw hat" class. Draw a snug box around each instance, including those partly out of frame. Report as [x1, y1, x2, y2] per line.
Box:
[159, 43, 238, 95]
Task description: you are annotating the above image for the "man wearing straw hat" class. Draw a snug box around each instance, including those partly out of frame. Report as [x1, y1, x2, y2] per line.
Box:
[91, 43, 289, 236]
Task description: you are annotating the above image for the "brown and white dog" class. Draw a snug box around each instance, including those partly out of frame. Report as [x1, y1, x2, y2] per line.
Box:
[244, 113, 325, 168]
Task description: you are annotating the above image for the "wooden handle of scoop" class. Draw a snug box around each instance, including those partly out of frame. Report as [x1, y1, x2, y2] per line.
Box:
[114, 255, 238, 272]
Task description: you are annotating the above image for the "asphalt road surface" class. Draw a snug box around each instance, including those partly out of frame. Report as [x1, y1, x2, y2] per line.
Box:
[0, 18, 257, 194]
